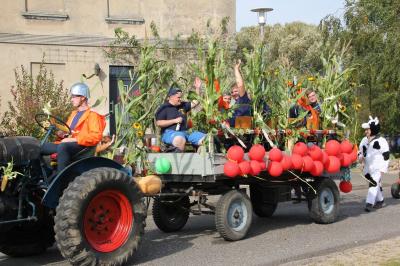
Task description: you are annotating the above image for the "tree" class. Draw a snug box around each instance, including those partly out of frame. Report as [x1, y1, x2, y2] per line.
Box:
[0, 63, 72, 138]
[236, 22, 323, 72]
[321, 0, 400, 134]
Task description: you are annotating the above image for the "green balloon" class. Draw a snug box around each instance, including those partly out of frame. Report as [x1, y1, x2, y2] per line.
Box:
[155, 157, 171, 174]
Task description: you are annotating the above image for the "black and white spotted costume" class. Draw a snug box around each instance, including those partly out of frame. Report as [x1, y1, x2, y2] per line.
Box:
[358, 116, 390, 205]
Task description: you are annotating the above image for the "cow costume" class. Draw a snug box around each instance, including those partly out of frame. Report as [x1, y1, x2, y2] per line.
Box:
[358, 116, 390, 212]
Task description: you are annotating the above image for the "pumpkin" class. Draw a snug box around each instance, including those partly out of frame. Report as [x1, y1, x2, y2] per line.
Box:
[325, 140, 341, 156]
[293, 142, 308, 156]
[269, 147, 283, 162]
[340, 139, 353, 154]
[227, 145, 244, 163]
[136, 175, 162, 195]
[291, 154, 304, 170]
[268, 161, 283, 177]
[248, 144, 266, 162]
[339, 180, 352, 193]
[224, 161, 240, 178]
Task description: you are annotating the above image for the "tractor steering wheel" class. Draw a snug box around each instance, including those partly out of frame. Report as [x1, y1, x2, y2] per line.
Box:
[35, 113, 72, 136]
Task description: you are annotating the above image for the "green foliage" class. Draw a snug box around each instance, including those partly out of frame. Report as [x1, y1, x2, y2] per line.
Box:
[0, 63, 72, 138]
[236, 22, 323, 72]
[106, 28, 174, 166]
[321, 0, 400, 134]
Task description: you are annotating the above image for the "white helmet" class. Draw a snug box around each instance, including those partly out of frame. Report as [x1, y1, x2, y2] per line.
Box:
[70, 82, 90, 99]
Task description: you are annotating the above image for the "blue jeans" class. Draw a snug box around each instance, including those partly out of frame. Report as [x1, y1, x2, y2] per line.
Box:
[162, 129, 205, 146]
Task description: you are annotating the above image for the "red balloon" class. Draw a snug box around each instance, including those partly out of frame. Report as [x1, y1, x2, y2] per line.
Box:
[268, 161, 283, 177]
[326, 156, 341, 173]
[227, 145, 244, 163]
[291, 154, 304, 170]
[340, 140, 353, 154]
[311, 161, 324, 176]
[308, 144, 323, 161]
[302, 156, 315, 172]
[293, 142, 308, 156]
[238, 161, 251, 176]
[340, 153, 352, 167]
[224, 161, 240, 178]
[269, 147, 283, 162]
[281, 155, 292, 171]
[248, 144, 266, 162]
[325, 140, 341, 156]
[339, 181, 352, 193]
[322, 151, 329, 167]
[259, 161, 267, 170]
[249, 160, 262, 176]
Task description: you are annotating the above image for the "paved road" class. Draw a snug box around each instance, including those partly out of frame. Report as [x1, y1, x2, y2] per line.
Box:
[0, 171, 399, 266]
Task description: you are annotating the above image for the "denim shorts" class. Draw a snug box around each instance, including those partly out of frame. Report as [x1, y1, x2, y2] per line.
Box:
[162, 129, 206, 146]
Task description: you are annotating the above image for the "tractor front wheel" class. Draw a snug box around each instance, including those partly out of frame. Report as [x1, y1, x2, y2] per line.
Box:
[54, 167, 146, 266]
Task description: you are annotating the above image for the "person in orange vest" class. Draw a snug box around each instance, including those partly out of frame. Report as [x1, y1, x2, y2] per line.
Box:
[289, 88, 322, 129]
[41, 82, 105, 172]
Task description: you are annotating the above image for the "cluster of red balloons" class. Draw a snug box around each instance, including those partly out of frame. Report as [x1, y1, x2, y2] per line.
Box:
[223, 140, 357, 193]
[223, 144, 267, 178]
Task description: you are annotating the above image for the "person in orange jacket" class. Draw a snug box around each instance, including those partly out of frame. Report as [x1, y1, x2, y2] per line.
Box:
[41, 82, 105, 172]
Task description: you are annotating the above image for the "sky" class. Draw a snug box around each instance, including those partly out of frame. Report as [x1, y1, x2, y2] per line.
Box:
[236, 0, 345, 31]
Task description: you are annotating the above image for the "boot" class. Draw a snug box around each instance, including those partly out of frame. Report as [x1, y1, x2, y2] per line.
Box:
[374, 200, 385, 209]
[364, 203, 374, 212]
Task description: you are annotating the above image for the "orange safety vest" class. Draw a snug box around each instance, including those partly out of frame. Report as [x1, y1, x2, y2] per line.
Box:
[297, 95, 320, 130]
[66, 109, 106, 147]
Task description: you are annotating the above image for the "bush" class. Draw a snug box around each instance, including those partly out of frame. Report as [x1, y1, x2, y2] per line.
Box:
[0, 63, 73, 138]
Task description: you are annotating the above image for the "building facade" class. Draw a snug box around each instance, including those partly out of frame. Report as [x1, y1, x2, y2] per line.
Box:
[0, 0, 236, 126]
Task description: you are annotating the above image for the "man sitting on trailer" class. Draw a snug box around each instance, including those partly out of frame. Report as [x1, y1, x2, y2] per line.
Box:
[155, 78, 205, 152]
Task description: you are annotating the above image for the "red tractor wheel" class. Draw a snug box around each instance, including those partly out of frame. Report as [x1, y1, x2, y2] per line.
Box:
[55, 167, 146, 266]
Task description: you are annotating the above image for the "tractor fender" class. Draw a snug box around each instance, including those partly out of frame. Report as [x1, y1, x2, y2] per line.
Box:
[42, 157, 127, 209]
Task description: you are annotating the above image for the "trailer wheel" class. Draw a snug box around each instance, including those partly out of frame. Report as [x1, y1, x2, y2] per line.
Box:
[391, 183, 400, 199]
[215, 190, 252, 241]
[152, 195, 190, 232]
[54, 167, 146, 266]
[308, 178, 339, 224]
[250, 185, 277, 217]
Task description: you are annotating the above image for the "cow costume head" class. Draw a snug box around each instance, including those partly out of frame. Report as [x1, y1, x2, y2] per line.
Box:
[362, 116, 380, 136]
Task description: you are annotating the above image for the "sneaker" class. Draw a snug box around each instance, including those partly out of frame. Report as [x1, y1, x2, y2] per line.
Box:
[374, 200, 385, 209]
[365, 203, 374, 212]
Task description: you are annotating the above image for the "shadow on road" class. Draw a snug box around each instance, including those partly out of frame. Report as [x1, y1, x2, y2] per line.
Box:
[133, 215, 215, 264]
[0, 246, 63, 266]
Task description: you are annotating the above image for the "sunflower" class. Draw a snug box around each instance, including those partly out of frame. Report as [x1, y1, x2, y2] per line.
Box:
[307, 77, 315, 81]
[136, 131, 144, 137]
[355, 103, 362, 111]
[132, 122, 142, 129]
[339, 104, 347, 112]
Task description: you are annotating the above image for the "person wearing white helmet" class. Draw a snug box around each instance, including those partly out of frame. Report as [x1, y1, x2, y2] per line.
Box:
[41, 82, 105, 173]
[358, 116, 390, 212]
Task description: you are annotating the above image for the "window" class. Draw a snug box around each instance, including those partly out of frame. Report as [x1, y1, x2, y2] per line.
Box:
[105, 0, 144, 25]
[22, 0, 68, 21]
